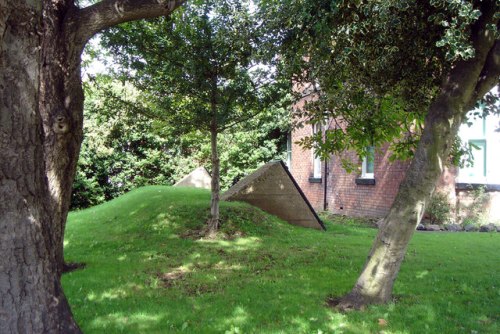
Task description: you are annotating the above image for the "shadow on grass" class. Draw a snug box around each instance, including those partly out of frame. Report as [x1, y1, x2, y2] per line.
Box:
[63, 186, 500, 334]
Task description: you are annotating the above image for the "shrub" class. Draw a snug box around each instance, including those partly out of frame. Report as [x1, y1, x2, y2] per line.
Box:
[426, 192, 452, 224]
[460, 186, 489, 226]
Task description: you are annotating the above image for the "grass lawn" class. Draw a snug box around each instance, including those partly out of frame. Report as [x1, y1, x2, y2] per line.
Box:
[63, 186, 500, 333]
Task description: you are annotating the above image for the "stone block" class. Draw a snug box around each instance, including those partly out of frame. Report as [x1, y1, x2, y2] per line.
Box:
[222, 161, 325, 230]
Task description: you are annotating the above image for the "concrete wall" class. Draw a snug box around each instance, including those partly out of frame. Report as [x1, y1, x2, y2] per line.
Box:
[456, 187, 500, 224]
[222, 161, 324, 230]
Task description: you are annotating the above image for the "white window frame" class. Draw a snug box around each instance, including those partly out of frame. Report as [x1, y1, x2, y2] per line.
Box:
[457, 91, 500, 185]
[286, 132, 292, 170]
[312, 123, 322, 179]
[361, 146, 375, 179]
[459, 139, 487, 183]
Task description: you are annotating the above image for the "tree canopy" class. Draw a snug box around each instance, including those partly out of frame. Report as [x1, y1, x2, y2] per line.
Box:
[258, 0, 499, 163]
[72, 74, 289, 209]
[98, 0, 289, 231]
[101, 0, 285, 135]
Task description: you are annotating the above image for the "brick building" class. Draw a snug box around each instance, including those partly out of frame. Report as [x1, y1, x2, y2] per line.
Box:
[290, 124, 410, 217]
[289, 94, 500, 223]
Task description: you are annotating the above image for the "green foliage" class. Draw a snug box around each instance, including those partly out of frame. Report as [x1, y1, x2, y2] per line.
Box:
[101, 0, 288, 135]
[72, 78, 189, 209]
[429, 0, 483, 61]
[63, 186, 500, 333]
[218, 124, 289, 187]
[97, 1, 289, 221]
[426, 192, 452, 224]
[461, 186, 490, 226]
[450, 136, 476, 168]
[73, 75, 288, 209]
[257, 0, 498, 163]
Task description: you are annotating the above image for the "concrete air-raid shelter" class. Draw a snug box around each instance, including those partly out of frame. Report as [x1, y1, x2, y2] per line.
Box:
[221, 161, 325, 230]
[174, 167, 212, 190]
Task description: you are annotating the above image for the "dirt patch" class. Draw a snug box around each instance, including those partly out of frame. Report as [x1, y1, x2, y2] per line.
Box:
[152, 268, 188, 288]
[180, 226, 246, 241]
[220, 230, 246, 240]
[325, 295, 342, 308]
[325, 294, 367, 312]
[180, 227, 206, 240]
[183, 283, 221, 296]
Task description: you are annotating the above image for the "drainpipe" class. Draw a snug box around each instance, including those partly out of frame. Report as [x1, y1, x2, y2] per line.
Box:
[323, 120, 333, 212]
[323, 158, 328, 211]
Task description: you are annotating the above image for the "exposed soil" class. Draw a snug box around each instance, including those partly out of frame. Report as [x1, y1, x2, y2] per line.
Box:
[183, 283, 221, 296]
[180, 225, 246, 241]
[325, 294, 367, 312]
[154, 269, 187, 288]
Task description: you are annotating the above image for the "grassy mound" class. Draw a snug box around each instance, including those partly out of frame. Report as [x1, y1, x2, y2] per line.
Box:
[63, 186, 499, 333]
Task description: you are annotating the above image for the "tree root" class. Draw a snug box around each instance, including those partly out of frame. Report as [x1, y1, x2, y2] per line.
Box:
[204, 218, 220, 239]
[326, 292, 379, 312]
[62, 262, 86, 274]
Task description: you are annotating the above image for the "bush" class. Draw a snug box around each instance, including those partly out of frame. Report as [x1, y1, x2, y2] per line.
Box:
[460, 186, 489, 226]
[426, 192, 452, 224]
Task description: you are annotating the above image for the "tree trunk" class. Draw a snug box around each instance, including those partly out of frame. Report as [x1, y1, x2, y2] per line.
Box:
[337, 101, 464, 310]
[207, 113, 221, 234]
[337, 1, 499, 310]
[0, 1, 81, 332]
[1, 0, 185, 331]
[40, 0, 86, 276]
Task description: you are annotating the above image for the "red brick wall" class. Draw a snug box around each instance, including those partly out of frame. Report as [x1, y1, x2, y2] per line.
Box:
[325, 146, 410, 217]
[291, 122, 411, 218]
[290, 93, 496, 220]
[290, 120, 325, 208]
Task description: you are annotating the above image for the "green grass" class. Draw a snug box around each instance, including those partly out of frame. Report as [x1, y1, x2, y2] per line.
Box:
[63, 186, 500, 333]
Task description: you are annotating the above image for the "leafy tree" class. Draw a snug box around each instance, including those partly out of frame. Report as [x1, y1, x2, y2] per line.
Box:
[101, 0, 287, 233]
[72, 74, 289, 209]
[259, 0, 499, 309]
[0, 0, 185, 331]
[73, 77, 179, 208]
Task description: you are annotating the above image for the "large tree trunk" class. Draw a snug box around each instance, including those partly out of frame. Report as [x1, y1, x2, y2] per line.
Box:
[337, 2, 499, 310]
[0, 1, 81, 332]
[337, 99, 465, 310]
[40, 0, 86, 276]
[0, 0, 184, 331]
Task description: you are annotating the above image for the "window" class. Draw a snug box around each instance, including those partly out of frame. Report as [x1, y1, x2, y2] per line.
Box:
[286, 132, 292, 170]
[361, 146, 375, 179]
[457, 110, 500, 184]
[461, 140, 486, 181]
[312, 123, 322, 179]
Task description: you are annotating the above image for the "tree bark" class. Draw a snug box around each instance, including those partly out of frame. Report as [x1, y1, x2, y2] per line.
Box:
[337, 1, 499, 310]
[39, 0, 85, 276]
[208, 109, 221, 234]
[0, 0, 184, 331]
[0, 1, 81, 332]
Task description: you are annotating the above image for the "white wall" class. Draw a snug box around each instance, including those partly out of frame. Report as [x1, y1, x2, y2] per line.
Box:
[458, 111, 500, 184]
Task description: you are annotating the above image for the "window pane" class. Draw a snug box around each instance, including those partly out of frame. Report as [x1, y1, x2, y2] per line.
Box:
[313, 155, 322, 178]
[467, 140, 486, 178]
[286, 132, 292, 169]
[312, 123, 322, 178]
[366, 146, 374, 174]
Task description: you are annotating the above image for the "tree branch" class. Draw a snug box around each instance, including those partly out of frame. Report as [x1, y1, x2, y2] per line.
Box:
[71, 0, 186, 47]
[219, 111, 260, 132]
[437, 0, 498, 113]
[470, 40, 500, 107]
